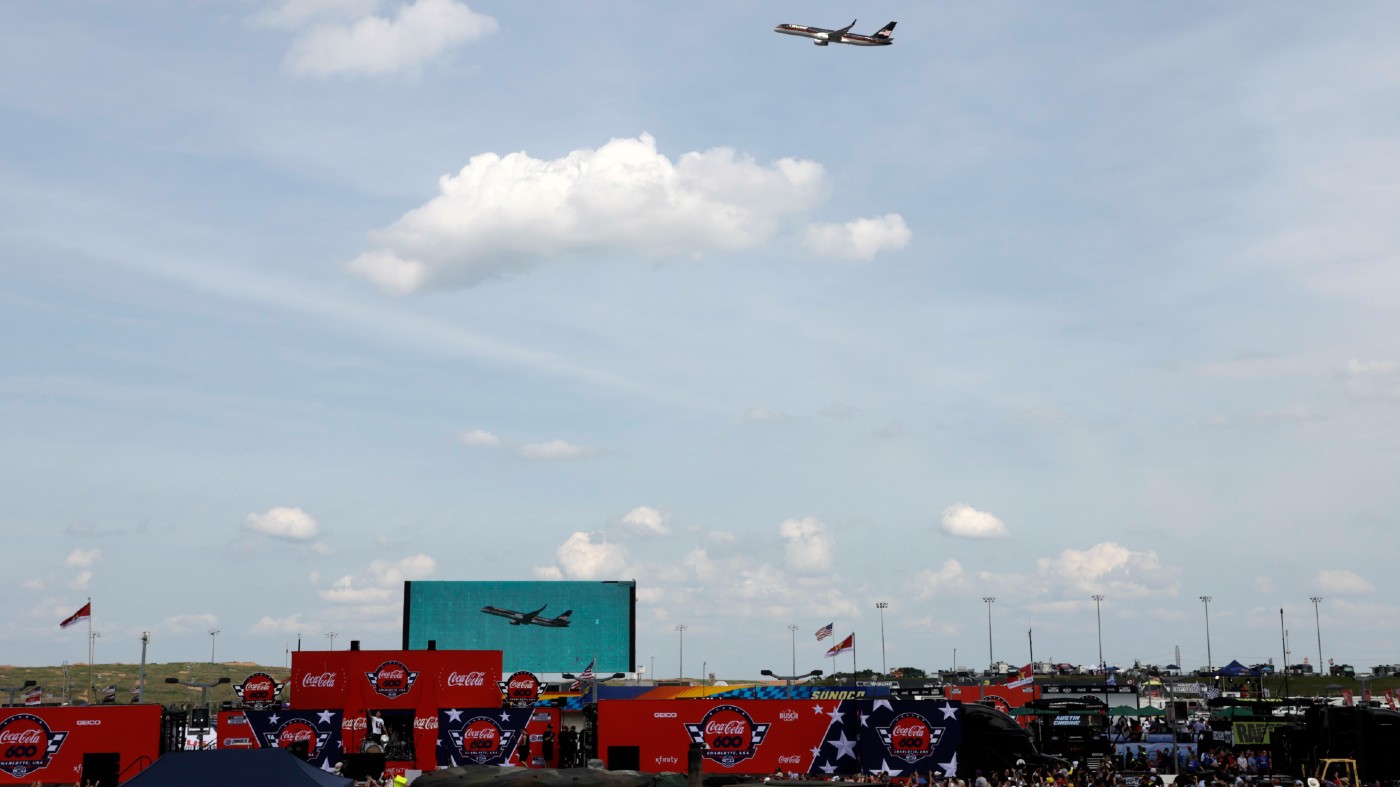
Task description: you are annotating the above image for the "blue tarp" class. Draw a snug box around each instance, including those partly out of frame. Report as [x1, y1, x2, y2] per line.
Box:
[1213, 660, 1261, 678]
[123, 749, 352, 787]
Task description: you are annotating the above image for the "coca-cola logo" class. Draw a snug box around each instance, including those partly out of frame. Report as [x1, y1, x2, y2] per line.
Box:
[235, 672, 284, 710]
[343, 717, 367, 731]
[260, 717, 332, 760]
[301, 672, 338, 688]
[777, 755, 802, 764]
[876, 712, 944, 763]
[0, 714, 68, 779]
[497, 671, 541, 706]
[447, 671, 486, 687]
[413, 717, 438, 730]
[367, 660, 419, 699]
[444, 715, 516, 765]
[683, 705, 769, 769]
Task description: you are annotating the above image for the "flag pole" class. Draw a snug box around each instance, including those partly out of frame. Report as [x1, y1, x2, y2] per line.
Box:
[851, 635, 856, 679]
[86, 596, 93, 704]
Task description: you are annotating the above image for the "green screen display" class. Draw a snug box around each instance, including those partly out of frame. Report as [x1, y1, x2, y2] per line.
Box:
[403, 580, 635, 674]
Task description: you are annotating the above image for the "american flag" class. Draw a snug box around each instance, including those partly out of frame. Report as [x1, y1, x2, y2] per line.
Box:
[815, 622, 834, 641]
[569, 659, 596, 692]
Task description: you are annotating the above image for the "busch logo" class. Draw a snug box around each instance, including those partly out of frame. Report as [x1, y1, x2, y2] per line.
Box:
[0, 714, 68, 779]
[235, 672, 284, 710]
[301, 672, 338, 689]
[683, 705, 770, 769]
[498, 671, 541, 706]
[876, 712, 944, 763]
[367, 660, 420, 699]
[778, 710, 799, 722]
[447, 671, 486, 687]
[445, 715, 516, 765]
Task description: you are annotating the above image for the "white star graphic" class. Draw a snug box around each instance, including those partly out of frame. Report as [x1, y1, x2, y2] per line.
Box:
[938, 752, 958, 777]
[810, 746, 823, 758]
[268, 714, 281, 724]
[316, 710, 335, 725]
[820, 763, 838, 774]
[827, 706, 845, 724]
[939, 703, 958, 720]
[812, 703, 826, 715]
[320, 761, 335, 772]
[446, 709, 464, 722]
[872, 699, 893, 713]
[499, 710, 512, 721]
[826, 730, 858, 761]
[874, 759, 904, 777]
[859, 711, 871, 727]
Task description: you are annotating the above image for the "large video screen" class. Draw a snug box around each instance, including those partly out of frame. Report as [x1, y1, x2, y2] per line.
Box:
[403, 580, 635, 674]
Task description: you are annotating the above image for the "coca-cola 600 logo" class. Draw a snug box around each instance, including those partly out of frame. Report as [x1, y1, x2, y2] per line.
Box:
[260, 717, 331, 759]
[446, 715, 516, 765]
[875, 712, 943, 763]
[366, 660, 420, 699]
[683, 705, 770, 769]
[0, 714, 68, 778]
[497, 671, 541, 706]
[234, 672, 284, 710]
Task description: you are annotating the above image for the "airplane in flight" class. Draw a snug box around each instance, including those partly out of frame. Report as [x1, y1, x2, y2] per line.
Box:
[773, 19, 896, 47]
[481, 604, 573, 627]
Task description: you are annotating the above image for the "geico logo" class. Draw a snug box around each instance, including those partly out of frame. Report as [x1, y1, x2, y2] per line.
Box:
[76, 720, 102, 726]
[653, 712, 678, 718]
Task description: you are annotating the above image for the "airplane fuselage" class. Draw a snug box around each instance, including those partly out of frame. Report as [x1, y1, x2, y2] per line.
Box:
[773, 22, 894, 47]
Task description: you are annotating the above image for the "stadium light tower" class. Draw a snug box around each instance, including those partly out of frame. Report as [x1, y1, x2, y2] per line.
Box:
[1310, 596, 1324, 675]
[983, 597, 996, 669]
[1092, 595, 1105, 671]
[787, 624, 799, 677]
[325, 631, 338, 651]
[1200, 596, 1214, 673]
[876, 602, 890, 676]
[675, 625, 687, 680]
[209, 629, 220, 664]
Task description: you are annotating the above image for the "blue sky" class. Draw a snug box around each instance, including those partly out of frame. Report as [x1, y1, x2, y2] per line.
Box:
[3, 1, 1399, 679]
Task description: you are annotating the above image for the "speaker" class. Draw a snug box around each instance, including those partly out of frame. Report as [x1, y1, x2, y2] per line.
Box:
[342, 752, 387, 780]
[607, 745, 640, 771]
[82, 752, 121, 787]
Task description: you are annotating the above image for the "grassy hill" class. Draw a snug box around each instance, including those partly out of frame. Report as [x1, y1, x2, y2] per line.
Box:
[0, 662, 290, 707]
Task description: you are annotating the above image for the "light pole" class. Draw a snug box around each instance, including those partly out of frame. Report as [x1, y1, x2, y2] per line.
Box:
[1092, 595, 1105, 672]
[209, 629, 220, 664]
[675, 625, 687, 680]
[983, 597, 996, 669]
[1310, 597, 1324, 676]
[876, 602, 890, 677]
[325, 631, 338, 650]
[761, 669, 823, 700]
[787, 624, 799, 677]
[1199, 596, 1214, 673]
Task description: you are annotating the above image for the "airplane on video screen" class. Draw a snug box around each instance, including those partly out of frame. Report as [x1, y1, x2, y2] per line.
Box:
[481, 604, 573, 627]
[773, 19, 896, 47]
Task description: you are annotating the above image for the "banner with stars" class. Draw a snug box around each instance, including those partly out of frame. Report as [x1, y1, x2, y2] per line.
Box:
[437, 707, 536, 768]
[860, 700, 962, 778]
[239, 709, 344, 772]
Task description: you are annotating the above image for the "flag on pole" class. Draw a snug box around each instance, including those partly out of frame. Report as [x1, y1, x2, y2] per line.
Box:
[102, 685, 117, 703]
[60, 602, 91, 629]
[569, 658, 596, 692]
[825, 633, 854, 657]
[815, 623, 834, 641]
[1005, 664, 1034, 688]
[23, 686, 42, 706]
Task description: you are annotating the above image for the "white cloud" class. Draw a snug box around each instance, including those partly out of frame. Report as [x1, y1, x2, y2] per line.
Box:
[458, 429, 499, 447]
[165, 613, 218, 632]
[940, 503, 1010, 539]
[745, 407, 792, 423]
[1036, 542, 1179, 597]
[778, 517, 834, 574]
[1316, 569, 1374, 594]
[517, 440, 587, 460]
[682, 548, 718, 580]
[251, 613, 309, 634]
[319, 576, 394, 604]
[910, 559, 968, 599]
[349, 134, 827, 293]
[802, 213, 911, 260]
[283, 0, 498, 77]
[1337, 358, 1400, 400]
[68, 571, 93, 590]
[538, 532, 628, 580]
[254, 0, 378, 29]
[65, 548, 101, 568]
[245, 506, 320, 541]
[620, 506, 670, 536]
[368, 554, 437, 585]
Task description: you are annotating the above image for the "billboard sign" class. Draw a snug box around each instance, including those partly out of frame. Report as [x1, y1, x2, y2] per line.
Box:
[0, 705, 161, 786]
[403, 580, 636, 674]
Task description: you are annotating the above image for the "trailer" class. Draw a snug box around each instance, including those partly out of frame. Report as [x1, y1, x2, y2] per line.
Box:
[0, 704, 162, 785]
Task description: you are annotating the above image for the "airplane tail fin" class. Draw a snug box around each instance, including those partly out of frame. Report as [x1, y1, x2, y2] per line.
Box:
[558, 610, 572, 621]
[874, 21, 896, 38]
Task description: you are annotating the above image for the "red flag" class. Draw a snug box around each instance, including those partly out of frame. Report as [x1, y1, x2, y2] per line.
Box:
[23, 686, 42, 706]
[824, 633, 854, 657]
[1005, 664, 1034, 688]
[1342, 689, 1354, 707]
[60, 602, 91, 629]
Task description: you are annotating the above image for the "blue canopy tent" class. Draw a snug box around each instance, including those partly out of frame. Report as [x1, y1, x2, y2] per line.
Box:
[123, 749, 352, 787]
[1214, 660, 1261, 677]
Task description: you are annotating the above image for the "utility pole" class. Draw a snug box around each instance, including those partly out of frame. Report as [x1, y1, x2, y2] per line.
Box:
[1092, 594, 1105, 671]
[138, 632, 150, 703]
[1310, 597, 1324, 675]
[1199, 596, 1214, 673]
[787, 624, 799, 677]
[875, 602, 889, 676]
[983, 597, 996, 669]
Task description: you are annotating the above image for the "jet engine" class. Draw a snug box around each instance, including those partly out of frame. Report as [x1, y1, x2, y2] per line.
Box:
[814, 40, 828, 46]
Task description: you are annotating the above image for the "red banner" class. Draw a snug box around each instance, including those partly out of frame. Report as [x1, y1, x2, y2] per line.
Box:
[290, 649, 502, 709]
[0, 705, 161, 785]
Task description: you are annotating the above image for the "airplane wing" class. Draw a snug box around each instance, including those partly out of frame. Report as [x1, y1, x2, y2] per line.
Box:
[517, 604, 547, 624]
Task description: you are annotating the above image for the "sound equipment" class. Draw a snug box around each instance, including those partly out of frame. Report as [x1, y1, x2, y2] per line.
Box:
[342, 752, 387, 780]
[81, 752, 121, 787]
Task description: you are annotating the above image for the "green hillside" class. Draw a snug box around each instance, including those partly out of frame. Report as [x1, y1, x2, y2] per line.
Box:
[0, 662, 290, 707]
